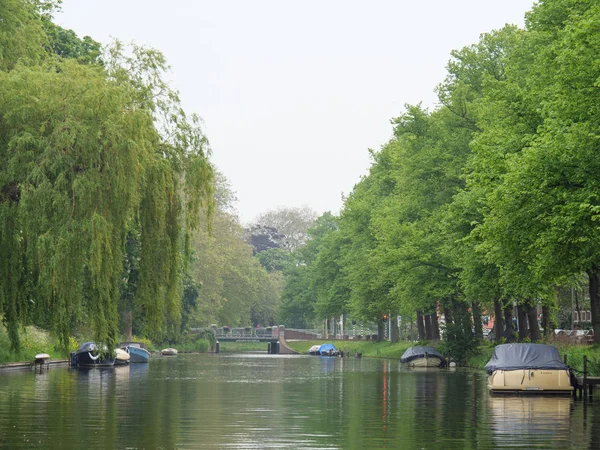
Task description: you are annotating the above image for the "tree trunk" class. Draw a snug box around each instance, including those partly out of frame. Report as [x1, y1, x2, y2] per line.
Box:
[416, 310, 426, 341]
[493, 298, 504, 342]
[541, 305, 551, 339]
[517, 304, 529, 341]
[123, 310, 133, 341]
[377, 321, 384, 342]
[424, 314, 433, 340]
[588, 268, 600, 344]
[526, 303, 541, 342]
[431, 312, 440, 341]
[472, 301, 483, 340]
[503, 305, 514, 342]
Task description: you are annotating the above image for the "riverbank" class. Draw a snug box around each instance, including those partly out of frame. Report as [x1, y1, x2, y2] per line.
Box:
[2, 322, 599, 377]
[285, 339, 600, 376]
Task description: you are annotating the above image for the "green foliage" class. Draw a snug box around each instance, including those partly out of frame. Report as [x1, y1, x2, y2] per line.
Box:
[278, 212, 345, 327]
[0, 0, 49, 70]
[130, 335, 155, 351]
[279, 265, 315, 328]
[0, 322, 66, 363]
[256, 248, 295, 273]
[438, 307, 478, 364]
[189, 208, 281, 328]
[467, 342, 496, 370]
[287, 339, 415, 360]
[41, 18, 102, 64]
[0, 6, 214, 351]
[556, 344, 600, 377]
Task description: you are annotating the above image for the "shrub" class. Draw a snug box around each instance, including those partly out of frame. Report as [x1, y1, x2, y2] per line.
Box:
[131, 336, 155, 351]
[439, 308, 478, 365]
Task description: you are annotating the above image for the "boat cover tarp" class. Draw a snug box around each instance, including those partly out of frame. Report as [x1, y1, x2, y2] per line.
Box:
[485, 343, 569, 375]
[400, 346, 443, 363]
[319, 343, 337, 354]
[76, 342, 97, 354]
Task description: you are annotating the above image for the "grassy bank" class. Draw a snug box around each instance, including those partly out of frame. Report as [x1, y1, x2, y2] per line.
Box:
[0, 325, 68, 364]
[286, 339, 600, 376]
[216, 341, 267, 352]
[286, 339, 414, 359]
[3, 321, 599, 378]
[0, 323, 199, 364]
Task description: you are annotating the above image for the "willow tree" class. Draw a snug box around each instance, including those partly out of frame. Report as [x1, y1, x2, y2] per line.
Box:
[0, 0, 50, 71]
[0, 41, 213, 350]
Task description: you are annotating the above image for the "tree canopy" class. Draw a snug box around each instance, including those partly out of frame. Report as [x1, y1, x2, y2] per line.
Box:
[0, 2, 214, 350]
[280, 0, 600, 346]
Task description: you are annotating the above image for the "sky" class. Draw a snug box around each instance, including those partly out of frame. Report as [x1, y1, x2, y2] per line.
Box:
[55, 0, 536, 224]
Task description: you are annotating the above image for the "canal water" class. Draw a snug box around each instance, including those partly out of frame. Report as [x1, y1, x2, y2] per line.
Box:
[0, 353, 599, 449]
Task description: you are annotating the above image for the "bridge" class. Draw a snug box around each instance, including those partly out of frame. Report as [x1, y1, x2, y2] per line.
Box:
[213, 326, 278, 342]
[206, 325, 308, 354]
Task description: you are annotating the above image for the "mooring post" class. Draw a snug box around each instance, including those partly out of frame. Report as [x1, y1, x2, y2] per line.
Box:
[215, 341, 220, 354]
[583, 355, 588, 398]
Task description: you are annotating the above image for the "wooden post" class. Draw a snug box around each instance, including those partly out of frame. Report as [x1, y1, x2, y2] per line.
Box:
[583, 355, 588, 398]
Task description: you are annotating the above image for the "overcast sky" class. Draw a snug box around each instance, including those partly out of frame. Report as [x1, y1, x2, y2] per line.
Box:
[56, 0, 535, 224]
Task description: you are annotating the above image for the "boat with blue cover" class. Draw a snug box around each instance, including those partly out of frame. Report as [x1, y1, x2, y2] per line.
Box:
[308, 343, 339, 356]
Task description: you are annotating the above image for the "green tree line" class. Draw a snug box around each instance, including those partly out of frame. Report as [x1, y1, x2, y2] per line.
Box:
[279, 0, 600, 350]
[0, 0, 220, 351]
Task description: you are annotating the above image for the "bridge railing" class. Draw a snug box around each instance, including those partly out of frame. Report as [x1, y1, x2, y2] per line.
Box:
[213, 327, 275, 339]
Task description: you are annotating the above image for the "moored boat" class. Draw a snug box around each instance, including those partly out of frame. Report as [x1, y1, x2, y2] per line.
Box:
[120, 343, 151, 363]
[317, 343, 339, 356]
[308, 345, 321, 356]
[114, 348, 130, 365]
[485, 343, 574, 394]
[75, 342, 115, 368]
[161, 348, 178, 356]
[34, 353, 50, 365]
[400, 346, 444, 367]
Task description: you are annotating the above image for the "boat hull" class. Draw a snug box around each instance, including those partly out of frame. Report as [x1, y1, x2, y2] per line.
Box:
[408, 356, 443, 368]
[127, 346, 151, 363]
[114, 348, 130, 366]
[161, 348, 178, 356]
[74, 342, 115, 368]
[75, 351, 115, 368]
[487, 369, 574, 394]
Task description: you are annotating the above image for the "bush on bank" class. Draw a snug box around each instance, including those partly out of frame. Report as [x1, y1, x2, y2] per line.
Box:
[0, 325, 67, 364]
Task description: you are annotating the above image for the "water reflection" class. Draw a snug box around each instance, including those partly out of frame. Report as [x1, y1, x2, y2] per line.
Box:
[488, 395, 580, 448]
[1, 356, 600, 449]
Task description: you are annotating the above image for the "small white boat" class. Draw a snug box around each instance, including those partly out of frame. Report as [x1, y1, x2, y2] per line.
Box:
[34, 353, 50, 365]
[114, 348, 131, 365]
[161, 348, 178, 356]
[308, 345, 321, 355]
